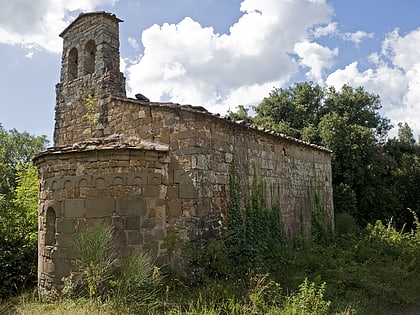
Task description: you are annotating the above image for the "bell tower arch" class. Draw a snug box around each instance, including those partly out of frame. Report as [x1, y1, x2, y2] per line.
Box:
[54, 12, 126, 146]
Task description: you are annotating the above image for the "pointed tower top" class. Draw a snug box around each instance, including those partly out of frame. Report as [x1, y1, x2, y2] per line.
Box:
[60, 12, 123, 38]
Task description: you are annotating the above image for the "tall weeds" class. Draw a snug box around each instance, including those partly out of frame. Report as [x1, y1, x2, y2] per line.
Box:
[71, 225, 116, 298]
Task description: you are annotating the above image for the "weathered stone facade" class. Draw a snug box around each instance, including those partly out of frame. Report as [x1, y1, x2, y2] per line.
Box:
[33, 12, 334, 295]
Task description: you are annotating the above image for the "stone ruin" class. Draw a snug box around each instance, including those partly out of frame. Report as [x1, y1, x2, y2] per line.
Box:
[33, 12, 334, 295]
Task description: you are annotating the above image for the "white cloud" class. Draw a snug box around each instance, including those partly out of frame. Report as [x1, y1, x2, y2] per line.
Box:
[294, 41, 338, 84]
[312, 22, 337, 38]
[382, 28, 420, 71]
[326, 62, 407, 108]
[326, 28, 420, 136]
[25, 51, 34, 59]
[0, 0, 117, 52]
[342, 30, 374, 46]
[128, 37, 139, 50]
[126, 0, 333, 115]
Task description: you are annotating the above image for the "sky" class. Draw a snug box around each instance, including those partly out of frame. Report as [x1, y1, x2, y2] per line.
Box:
[1, 0, 420, 143]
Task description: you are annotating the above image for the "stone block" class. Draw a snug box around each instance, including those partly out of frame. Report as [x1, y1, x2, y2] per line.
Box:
[177, 129, 195, 140]
[164, 117, 176, 126]
[59, 248, 78, 260]
[88, 187, 100, 197]
[116, 196, 146, 216]
[174, 169, 191, 184]
[143, 185, 160, 197]
[126, 230, 143, 245]
[85, 197, 115, 218]
[64, 199, 85, 217]
[61, 218, 76, 234]
[148, 173, 162, 185]
[197, 198, 212, 217]
[128, 172, 147, 187]
[168, 200, 182, 217]
[39, 231, 46, 245]
[55, 233, 73, 248]
[141, 218, 156, 229]
[144, 150, 159, 161]
[43, 257, 55, 274]
[167, 185, 179, 199]
[179, 183, 197, 199]
[142, 241, 158, 256]
[124, 215, 140, 230]
[192, 155, 208, 170]
[54, 259, 73, 281]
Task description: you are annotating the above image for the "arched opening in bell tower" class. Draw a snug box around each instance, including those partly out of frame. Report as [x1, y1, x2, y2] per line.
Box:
[68, 47, 78, 80]
[84, 40, 96, 75]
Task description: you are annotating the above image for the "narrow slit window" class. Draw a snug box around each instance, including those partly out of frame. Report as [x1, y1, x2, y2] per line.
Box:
[45, 207, 56, 247]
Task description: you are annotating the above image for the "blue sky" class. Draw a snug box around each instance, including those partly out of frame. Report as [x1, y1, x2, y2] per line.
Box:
[1, 0, 420, 143]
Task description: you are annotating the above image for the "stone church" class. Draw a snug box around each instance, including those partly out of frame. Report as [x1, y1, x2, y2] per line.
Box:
[33, 12, 334, 294]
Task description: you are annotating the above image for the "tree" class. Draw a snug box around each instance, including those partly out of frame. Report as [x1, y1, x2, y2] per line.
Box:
[385, 123, 420, 227]
[0, 125, 48, 297]
[0, 164, 39, 297]
[254, 82, 324, 143]
[317, 86, 394, 223]
[0, 125, 48, 195]
[397, 122, 416, 146]
[227, 105, 253, 123]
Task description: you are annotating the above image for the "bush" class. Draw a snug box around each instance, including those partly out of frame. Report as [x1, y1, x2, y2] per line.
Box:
[335, 212, 360, 236]
[111, 251, 162, 310]
[284, 278, 331, 315]
[64, 225, 117, 298]
[61, 225, 163, 313]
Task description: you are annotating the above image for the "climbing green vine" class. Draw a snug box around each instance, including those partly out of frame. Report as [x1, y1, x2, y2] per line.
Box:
[194, 161, 286, 278]
[311, 182, 333, 244]
[83, 94, 100, 135]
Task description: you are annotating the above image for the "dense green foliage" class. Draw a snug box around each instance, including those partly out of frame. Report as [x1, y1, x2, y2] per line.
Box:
[223, 164, 286, 276]
[230, 82, 420, 227]
[0, 124, 48, 297]
[0, 125, 47, 195]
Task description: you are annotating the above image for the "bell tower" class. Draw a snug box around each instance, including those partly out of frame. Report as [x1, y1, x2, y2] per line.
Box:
[54, 12, 126, 146]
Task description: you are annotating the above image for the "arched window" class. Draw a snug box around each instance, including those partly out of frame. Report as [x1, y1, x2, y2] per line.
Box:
[45, 207, 56, 247]
[68, 47, 78, 80]
[84, 40, 96, 75]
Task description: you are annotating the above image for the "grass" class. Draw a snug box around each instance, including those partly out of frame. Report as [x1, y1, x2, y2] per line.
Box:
[2, 216, 420, 314]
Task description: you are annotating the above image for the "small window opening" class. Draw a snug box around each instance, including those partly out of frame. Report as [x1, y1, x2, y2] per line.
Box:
[45, 207, 56, 247]
[84, 40, 96, 75]
[68, 47, 78, 80]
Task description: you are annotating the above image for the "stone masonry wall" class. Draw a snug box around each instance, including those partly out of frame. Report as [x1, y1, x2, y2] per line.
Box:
[103, 97, 333, 240]
[54, 12, 126, 146]
[34, 147, 168, 293]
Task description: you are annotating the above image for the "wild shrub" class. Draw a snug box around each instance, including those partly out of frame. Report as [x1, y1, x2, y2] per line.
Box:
[61, 225, 164, 313]
[246, 273, 282, 314]
[65, 225, 117, 298]
[110, 251, 162, 311]
[283, 278, 331, 315]
[334, 212, 360, 236]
